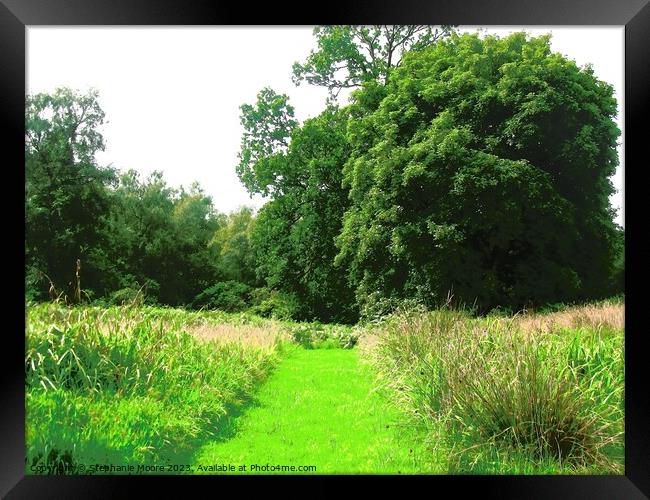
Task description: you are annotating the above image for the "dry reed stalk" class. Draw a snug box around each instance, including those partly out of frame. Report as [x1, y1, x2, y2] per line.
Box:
[188, 322, 287, 348]
[510, 302, 624, 335]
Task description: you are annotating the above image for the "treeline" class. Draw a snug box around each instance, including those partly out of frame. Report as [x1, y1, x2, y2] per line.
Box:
[26, 28, 624, 323]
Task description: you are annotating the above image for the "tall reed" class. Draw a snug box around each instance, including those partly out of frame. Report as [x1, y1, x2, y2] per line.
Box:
[361, 302, 624, 473]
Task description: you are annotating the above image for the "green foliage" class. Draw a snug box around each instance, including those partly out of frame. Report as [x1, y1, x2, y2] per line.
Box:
[292, 25, 455, 99]
[246, 105, 357, 323]
[610, 226, 624, 294]
[209, 207, 257, 284]
[337, 32, 622, 313]
[358, 293, 427, 324]
[26, 30, 624, 324]
[288, 323, 358, 349]
[107, 287, 145, 306]
[25, 266, 45, 303]
[25, 88, 116, 301]
[193, 281, 252, 312]
[289, 325, 315, 348]
[25, 88, 264, 310]
[237, 87, 298, 196]
[248, 288, 301, 320]
[24, 88, 241, 308]
[101, 171, 224, 305]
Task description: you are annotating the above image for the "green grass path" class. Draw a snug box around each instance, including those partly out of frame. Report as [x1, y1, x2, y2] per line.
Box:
[191, 346, 442, 474]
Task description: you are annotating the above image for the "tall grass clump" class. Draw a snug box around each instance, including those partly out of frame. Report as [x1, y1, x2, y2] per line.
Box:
[26, 303, 284, 473]
[361, 301, 624, 474]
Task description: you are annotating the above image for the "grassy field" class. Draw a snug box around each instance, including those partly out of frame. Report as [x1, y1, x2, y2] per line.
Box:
[25, 299, 624, 475]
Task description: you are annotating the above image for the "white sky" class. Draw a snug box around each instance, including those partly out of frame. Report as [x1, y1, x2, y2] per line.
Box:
[26, 26, 624, 226]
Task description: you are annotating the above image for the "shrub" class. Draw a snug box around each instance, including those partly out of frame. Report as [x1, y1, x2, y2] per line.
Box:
[359, 293, 426, 324]
[290, 325, 315, 348]
[108, 287, 144, 306]
[288, 323, 358, 349]
[103, 278, 159, 307]
[26, 266, 45, 303]
[248, 288, 301, 320]
[193, 281, 252, 312]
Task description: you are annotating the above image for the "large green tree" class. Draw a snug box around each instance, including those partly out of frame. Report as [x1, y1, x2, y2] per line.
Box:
[209, 206, 257, 285]
[26, 88, 115, 300]
[236, 87, 298, 196]
[336, 32, 622, 313]
[102, 171, 224, 305]
[241, 102, 356, 322]
[236, 26, 459, 321]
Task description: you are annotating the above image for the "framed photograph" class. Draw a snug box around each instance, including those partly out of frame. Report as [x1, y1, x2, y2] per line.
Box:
[3, 0, 648, 497]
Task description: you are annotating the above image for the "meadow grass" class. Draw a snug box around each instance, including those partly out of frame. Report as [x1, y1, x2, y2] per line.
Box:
[25, 302, 285, 473]
[25, 299, 623, 475]
[192, 345, 442, 474]
[359, 300, 625, 474]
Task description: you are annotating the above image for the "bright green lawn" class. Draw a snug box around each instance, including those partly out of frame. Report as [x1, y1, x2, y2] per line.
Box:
[192, 345, 442, 474]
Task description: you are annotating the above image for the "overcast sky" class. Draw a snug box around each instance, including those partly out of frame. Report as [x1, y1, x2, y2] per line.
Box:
[27, 26, 624, 226]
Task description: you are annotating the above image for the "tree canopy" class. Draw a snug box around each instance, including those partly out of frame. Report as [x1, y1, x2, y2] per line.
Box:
[336, 32, 622, 313]
[26, 89, 252, 307]
[26, 88, 115, 299]
[237, 87, 298, 196]
[250, 106, 356, 322]
[26, 30, 624, 322]
[292, 25, 455, 99]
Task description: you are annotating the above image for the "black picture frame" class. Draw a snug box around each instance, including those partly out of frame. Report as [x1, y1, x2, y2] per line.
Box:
[2, 1, 648, 497]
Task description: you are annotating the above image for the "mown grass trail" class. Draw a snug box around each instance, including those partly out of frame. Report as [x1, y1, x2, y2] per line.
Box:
[192, 346, 441, 474]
